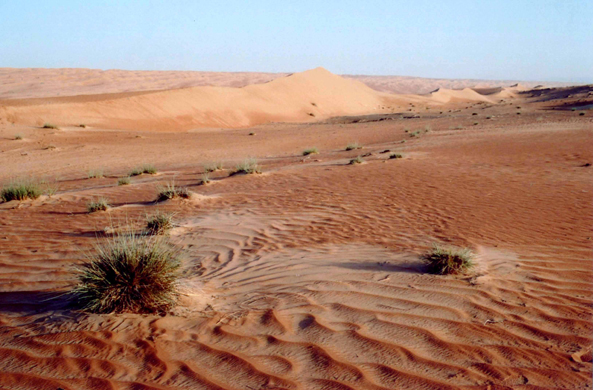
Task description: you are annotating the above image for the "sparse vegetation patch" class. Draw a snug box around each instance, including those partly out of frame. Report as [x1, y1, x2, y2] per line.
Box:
[349, 156, 364, 165]
[130, 164, 157, 176]
[156, 182, 191, 201]
[71, 233, 181, 314]
[302, 147, 319, 156]
[1, 179, 43, 202]
[43, 123, 59, 129]
[87, 198, 110, 212]
[117, 176, 131, 186]
[232, 158, 262, 175]
[146, 212, 174, 234]
[422, 243, 475, 275]
[345, 143, 362, 151]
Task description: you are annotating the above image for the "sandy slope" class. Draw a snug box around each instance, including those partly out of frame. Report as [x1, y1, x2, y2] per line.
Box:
[0, 72, 592, 389]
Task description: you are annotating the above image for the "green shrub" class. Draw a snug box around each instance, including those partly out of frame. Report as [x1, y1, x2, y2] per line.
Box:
[302, 147, 319, 156]
[87, 198, 110, 212]
[345, 142, 362, 151]
[130, 164, 157, 176]
[146, 212, 174, 234]
[88, 169, 104, 179]
[232, 158, 262, 175]
[71, 233, 181, 313]
[1, 179, 43, 202]
[204, 162, 224, 172]
[422, 243, 475, 275]
[156, 182, 191, 201]
[349, 156, 364, 165]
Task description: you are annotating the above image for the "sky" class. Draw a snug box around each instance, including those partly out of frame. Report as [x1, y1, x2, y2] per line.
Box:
[1, 0, 591, 82]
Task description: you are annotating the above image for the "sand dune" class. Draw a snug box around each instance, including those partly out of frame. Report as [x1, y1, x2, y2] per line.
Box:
[1, 68, 400, 131]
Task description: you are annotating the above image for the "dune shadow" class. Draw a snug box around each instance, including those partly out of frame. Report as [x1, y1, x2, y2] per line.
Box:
[0, 289, 76, 316]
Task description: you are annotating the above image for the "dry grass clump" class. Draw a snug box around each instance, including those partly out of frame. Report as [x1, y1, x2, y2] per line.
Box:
[345, 142, 362, 151]
[117, 176, 131, 186]
[87, 198, 110, 212]
[43, 123, 59, 129]
[146, 212, 174, 234]
[88, 169, 104, 179]
[389, 153, 403, 159]
[1, 178, 43, 202]
[156, 182, 191, 201]
[302, 147, 319, 156]
[204, 161, 224, 172]
[232, 158, 262, 175]
[130, 164, 157, 176]
[199, 173, 210, 185]
[422, 243, 475, 275]
[71, 233, 181, 313]
[349, 156, 364, 165]
[14, 134, 23, 140]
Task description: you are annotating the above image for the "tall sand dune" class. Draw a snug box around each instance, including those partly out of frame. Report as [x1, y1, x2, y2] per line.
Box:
[0, 68, 397, 131]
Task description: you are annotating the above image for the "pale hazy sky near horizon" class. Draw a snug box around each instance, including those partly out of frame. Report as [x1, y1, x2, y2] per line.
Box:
[1, 0, 591, 82]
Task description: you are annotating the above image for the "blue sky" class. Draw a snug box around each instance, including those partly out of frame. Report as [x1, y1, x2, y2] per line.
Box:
[1, 0, 591, 82]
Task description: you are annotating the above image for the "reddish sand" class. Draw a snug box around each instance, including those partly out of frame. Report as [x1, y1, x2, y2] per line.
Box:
[0, 69, 591, 390]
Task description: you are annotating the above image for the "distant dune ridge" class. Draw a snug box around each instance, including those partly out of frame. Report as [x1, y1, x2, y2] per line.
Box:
[0, 67, 579, 131]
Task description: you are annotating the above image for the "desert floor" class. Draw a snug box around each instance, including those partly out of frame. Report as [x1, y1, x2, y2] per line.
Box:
[0, 72, 592, 389]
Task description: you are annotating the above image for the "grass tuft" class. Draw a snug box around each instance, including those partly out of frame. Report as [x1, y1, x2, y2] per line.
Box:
[88, 169, 104, 179]
[156, 182, 191, 201]
[130, 164, 157, 176]
[14, 134, 23, 140]
[345, 142, 362, 151]
[117, 176, 131, 186]
[349, 156, 364, 165]
[232, 158, 262, 175]
[199, 173, 210, 185]
[389, 153, 403, 159]
[43, 123, 59, 129]
[422, 243, 475, 275]
[146, 212, 174, 234]
[1, 178, 43, 202]
[302, 147, 319, 156]
[71, 233, 181, 314]
[87, 198, 110, 212]
[204, 161, 224, 172]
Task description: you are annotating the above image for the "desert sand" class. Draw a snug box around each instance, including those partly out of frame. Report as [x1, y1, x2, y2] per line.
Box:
[0, 68, 591, 390]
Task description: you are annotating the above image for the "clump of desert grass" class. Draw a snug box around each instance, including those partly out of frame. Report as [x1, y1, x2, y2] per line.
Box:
[389, 153, 403, 159]
[43, 123, 59, 129]
[14, 134, 23, 140]
[146, 211, 174, 234]
[1, 178, 44, 202]
[198, 173, 210, 185]
[87, 169, 104, 179]
[349, 156, 364, 165]
[204, 161, 224, 172]
[117, 176, 131, 186]
[302, 147, 319, 156]
[87, 197, 110, 212]
[156, 182, 191, 201]
[422, 243, 475, 275]
[130, 164, 157, 176]
[71, 233, 181, 314]
[345, 142, 362, 151]
[232, 158, 262, 175]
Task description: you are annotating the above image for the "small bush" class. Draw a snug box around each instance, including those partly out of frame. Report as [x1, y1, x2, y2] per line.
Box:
[473, 122, 479, 126]
[349, 156, 364, 165]
[1, 179, 43, 202]
[130, 164, 157, 176]
[472, 113, 478, 116]
[43, 123, 59, 129]
[486, 116, 492, 120]
[424, 125, 432, 133]
[146, 212, 174, 234]
[44, 145, 57, 150]
[302, 147, 319, 156]
[14, 134, 23, 140]
[88, 169, 104, 179]
[156, 182, 191, 201]
[579, 112, 585, 116]
[389, 153, 403, 159]
[410, 131, 420, 137]
[199, 173, 210, 185]
[204, 162, 224, 172]
[79, 124, 86, 128]
[345, 143, 362, 151]
[249, 132, 256, 136]
[422, 243, 474, 275]
[71, 233, 181, 313]
[117, 176, 131, 186]
[232, 158, 262, 175]
[87, 198, 110, 212]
